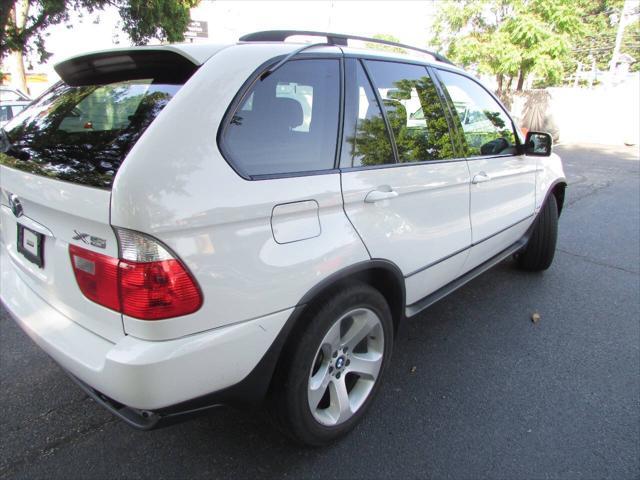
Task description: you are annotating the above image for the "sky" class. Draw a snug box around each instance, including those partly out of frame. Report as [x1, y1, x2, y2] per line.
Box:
[12, 0, 441, 93]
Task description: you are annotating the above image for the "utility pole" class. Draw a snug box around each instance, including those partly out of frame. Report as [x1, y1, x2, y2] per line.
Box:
[609, 0, 632, 80]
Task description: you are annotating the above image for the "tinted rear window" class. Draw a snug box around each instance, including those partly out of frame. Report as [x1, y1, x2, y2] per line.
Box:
[0, 80, 180, 189]
[220, 59, 340, 178]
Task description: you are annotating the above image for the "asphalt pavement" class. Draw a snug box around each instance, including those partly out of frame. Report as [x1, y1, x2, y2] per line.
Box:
[1, 143, 638, 479]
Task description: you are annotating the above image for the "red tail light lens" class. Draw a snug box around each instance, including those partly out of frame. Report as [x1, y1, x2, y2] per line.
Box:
[69, 245, 120, 311]
[119, 259, 202, 320]
[69, 230, 202, 320]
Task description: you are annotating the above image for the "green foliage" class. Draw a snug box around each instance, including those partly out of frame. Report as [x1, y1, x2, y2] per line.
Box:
[347, 74, 455, 167]
[365, 34, 407, 54]
[433, 0, 583, 91]
[118, 0, 197, 45]
[621, 17, 640, 71]
[1, 0, 199, 62]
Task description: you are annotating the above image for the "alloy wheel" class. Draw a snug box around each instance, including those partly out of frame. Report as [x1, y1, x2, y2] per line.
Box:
[307, 307, 385, 426]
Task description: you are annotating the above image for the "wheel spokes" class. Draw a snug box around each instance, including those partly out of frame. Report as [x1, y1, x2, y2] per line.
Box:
[308, 364, 331, 410]
[347, 351, 383, 379]
[341, 309, 378, 351]
[328, 376, 351, 423]
[323, 320, 343, 351]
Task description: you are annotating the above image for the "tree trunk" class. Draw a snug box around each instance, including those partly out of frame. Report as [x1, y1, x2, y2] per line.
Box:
[516, 68, 526, 91]
[507, 75, 514, 92]
[11, 0, 30, 95]
[13, 50, 29, 95]
[496, 73, 504, 94]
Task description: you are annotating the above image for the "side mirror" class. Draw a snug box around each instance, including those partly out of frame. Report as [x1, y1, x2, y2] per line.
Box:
[524, 131, 552, 156]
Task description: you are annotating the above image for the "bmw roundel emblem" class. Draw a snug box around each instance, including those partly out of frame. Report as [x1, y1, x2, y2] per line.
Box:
[8, 193, 23, 218]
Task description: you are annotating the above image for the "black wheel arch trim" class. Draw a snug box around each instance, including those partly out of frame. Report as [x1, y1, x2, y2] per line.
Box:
[543, 178, 567, 216]
[297, 258, 405, 310]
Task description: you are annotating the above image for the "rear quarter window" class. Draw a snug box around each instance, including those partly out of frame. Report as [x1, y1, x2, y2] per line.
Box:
[220, 58, 340, 178]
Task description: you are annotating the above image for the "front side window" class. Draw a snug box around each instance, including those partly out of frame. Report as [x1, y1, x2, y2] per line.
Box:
[365, 61, 455, 163]
[437, 70, 516, 157]
[222, 59, 340, 177]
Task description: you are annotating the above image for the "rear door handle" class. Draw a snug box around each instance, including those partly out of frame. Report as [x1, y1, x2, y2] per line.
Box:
[472, 172, 491, 184]
[364, 188, 399, 203]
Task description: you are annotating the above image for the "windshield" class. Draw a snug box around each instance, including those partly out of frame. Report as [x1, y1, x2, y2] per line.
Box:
[0, 80, 180, 189]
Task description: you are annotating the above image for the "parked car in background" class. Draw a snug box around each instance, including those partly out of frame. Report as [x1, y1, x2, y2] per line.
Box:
[0, 88, 31, 127]
[0, 31, 566, 446]
[0, 87, 30, 102]
[0, 102, 29, 127]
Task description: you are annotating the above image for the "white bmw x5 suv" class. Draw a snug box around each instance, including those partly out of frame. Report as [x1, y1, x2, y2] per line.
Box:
[0, 31, 566, 445]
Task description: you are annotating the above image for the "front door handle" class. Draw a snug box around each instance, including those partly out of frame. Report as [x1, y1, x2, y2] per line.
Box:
[472, 172, 491, 184]
[364, 187, 399, 203]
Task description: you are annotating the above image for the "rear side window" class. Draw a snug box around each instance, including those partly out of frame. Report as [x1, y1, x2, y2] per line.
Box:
[365, 61, 455, 163]
[341, 60, 395, 167]
[437, 70, 516, 157]
[221, 59, 340, 177]
[0, 80, 179, 189]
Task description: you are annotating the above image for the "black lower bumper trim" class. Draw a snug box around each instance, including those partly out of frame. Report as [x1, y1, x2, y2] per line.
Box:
[65, 371, 224, 430]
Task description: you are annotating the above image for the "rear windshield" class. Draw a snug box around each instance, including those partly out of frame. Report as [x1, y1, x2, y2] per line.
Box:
[0, 80, 180, 189]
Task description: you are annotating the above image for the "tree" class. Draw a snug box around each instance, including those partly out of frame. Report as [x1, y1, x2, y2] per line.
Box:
[571, 0, 622, 72]
[1, 0, 198, 93]
[621, 17, 640, 72]
[432, 0, 583, 92]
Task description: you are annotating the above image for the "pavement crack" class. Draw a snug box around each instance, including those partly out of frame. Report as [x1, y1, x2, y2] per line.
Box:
[557, 248, 639, 275]
[565, 179, 614, 207]
[4, 395, 92, 434]
[0, 416, 117, 478]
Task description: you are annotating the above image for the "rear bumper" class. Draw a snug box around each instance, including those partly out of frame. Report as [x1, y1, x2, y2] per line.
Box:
[63, 370, 224, 430]
[1, 245, 292, 412]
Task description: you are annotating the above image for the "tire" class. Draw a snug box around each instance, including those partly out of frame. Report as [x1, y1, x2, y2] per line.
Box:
[269, 282, 393, 446]
[518, 193, 559, 271]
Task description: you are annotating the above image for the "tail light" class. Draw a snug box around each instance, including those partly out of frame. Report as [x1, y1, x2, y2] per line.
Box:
[69, 229, 202, 320]
[69, 245, 120, 311]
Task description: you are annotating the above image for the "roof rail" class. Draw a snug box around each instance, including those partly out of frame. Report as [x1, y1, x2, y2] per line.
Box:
[239, 30, 454, 65]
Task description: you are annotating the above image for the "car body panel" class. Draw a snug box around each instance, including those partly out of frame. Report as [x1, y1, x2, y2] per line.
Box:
[535, 152, 566, 213]
[466, 154, 537, 244]
[110, 44, 368, 341]
[341, 161, 472, 303]
[0, 167, 124, 341]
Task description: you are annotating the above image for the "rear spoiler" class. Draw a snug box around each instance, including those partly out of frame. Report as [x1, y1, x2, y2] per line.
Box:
[54, 49, 200, 86]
